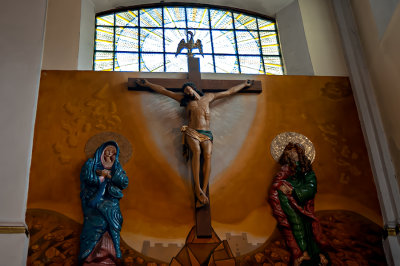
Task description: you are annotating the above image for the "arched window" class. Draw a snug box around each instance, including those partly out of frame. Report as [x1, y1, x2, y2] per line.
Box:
[94, 4, 284, 74]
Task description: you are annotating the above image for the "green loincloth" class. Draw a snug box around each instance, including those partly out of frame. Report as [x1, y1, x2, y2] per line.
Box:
[181, 126, 213, 161]
[196, 130, 213, 142]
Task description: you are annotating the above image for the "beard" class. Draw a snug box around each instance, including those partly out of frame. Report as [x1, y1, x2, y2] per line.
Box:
[184, 94, 196, 101]
[180, 94, 196, 107]
[287, 156, 298, 173]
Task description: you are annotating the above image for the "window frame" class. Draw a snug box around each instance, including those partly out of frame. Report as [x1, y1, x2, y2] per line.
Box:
[94, 3, 284, 74]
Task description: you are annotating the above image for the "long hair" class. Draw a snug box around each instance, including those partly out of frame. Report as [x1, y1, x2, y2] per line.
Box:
[278, 142, 312, 174]
[180, 82, 204, 107]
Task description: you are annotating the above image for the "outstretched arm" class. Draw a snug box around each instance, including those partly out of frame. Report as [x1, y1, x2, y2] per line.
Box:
[136, 79, 183, 102]
[211, 80, 254, 102]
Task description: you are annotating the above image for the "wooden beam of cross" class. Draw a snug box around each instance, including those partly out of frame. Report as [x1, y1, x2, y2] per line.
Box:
[128, 58, 262, 94]
[128, 57, 262, 238]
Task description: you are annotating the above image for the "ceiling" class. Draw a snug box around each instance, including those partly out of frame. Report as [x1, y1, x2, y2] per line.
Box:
[92, 0, 296, 17]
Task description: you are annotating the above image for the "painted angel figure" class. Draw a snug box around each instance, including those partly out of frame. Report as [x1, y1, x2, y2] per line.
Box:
[269, 138, 329, 266]
[79, 141, 129, 265]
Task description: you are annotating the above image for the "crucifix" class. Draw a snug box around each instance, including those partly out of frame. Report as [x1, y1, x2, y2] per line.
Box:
[128, 35, 262, 237]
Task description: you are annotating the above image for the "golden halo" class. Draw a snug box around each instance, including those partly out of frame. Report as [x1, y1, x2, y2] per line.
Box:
[84, 132, 133, 165]
[270, 132, 315, 162]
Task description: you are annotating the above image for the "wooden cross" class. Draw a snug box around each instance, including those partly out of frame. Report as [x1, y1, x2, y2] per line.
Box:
[128, 57, 262, 238]
[128, 57, 262, 94]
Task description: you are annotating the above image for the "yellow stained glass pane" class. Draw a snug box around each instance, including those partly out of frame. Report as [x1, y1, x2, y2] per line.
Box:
[234, 13, 257, 30]
[187, 7, 209, 29]
[140, 8, 162, 27]
[236, 30, 260, 55]
[95, 27, 114, 51]
[210, 9, 233, 29]
[258, 18, 275, 30]
[94, 52, 113, 71]
[115, 11, 138, 27]
[164, 7, 186, 28]
[96, 14, 114, 26]
[115, 28, 139, 52]
[263, 56, 283, 75]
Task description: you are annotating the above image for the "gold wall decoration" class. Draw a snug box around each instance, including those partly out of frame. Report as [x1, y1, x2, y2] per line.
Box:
[0, 225, 29, 236]
[320, 80, 352, 100]
[270, 132, 315, 162]
[51, 83, 122, 164]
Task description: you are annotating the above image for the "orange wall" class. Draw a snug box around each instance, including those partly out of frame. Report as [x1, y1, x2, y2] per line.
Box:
[27, 71, 381, 242]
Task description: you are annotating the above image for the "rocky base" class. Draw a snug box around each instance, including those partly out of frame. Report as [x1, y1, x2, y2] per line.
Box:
[171, 226, 235, 266]
[26, 209, 164, 266]
[26, 209, 386, 265]
[237, 210, 386, 266]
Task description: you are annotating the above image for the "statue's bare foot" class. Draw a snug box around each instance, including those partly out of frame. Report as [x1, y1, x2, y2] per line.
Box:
[195, 188, 209, 206]
[319, 254, 328, 265]
[294, 251, 311, 266]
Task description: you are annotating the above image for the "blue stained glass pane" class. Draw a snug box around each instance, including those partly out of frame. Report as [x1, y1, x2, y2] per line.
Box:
[165, 54, 188, 72]
[96, 14, 114, 26]
[115, 53, 139, 71]
[233, 13, 257, 30]
[94, 52, 114, 71]
[141, 53, 164, 72]
[260, 32, 279, 55]
[187, 7, 209, 28]
[115, 28, 138, 52]
[115, 11, 138, 26]
[94, 7, 282, 75]
[165, 29, 187, 53]
[188, 29, 212, 54]
[214, 55, 239, 73]
[211, 30, 236, 54]
[194, 54, 214, 72]
[95, 27, 114, 51]
[236, 30, 260, 55]
[258, 18, 276, 30]
[264, 56, 283, 75]
[210, 9, 233, 29]
[164, 7, 186, 28]
[239, 56, 263, 74]
[140, 28, 164, 52]
[140, 8, 162, 27]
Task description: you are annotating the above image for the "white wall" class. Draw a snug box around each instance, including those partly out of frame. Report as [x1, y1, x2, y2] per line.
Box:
[0, 0, 47, 264]
[0, 234, 29, 265]
[351, 0, 400, 187]
[41, 0, 348, 76]
[93, 0, 295, 17]
[42, 0, 82, 70]
[299, 0, 348, 76]
[276, 0, 314, 75]
[369, 0, 400, 39]
[78, 0, 95, 70]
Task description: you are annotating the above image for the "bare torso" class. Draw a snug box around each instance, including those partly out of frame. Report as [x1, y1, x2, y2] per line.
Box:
[186, 94, 212, 130]
[135, 78, 252, 205]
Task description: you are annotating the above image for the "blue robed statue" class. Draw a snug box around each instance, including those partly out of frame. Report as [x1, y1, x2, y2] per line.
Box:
[79, 141, 129, 264]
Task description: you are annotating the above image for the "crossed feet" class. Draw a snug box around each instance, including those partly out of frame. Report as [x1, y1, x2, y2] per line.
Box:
[195, 187, 209, 207]
[294, 251, 328, 266]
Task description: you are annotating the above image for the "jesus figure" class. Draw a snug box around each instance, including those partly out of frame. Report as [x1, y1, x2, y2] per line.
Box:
[136, 79, 253, 205]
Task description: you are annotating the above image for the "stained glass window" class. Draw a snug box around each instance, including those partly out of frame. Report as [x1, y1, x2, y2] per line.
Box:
[94, 5, 284, 74]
